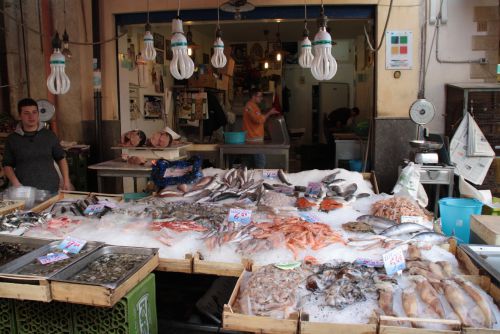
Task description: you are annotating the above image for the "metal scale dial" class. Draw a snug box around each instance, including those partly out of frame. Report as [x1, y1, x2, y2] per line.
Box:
[408, 99, 442, 164]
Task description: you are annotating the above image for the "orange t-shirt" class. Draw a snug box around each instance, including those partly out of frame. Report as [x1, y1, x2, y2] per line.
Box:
[242, 101, 266, 141]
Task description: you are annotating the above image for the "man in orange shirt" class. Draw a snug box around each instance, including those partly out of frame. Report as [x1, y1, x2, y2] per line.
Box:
[242, 89, 279, 168]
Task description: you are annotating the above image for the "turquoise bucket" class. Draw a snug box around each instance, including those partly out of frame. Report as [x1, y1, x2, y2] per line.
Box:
[438, 197, 483, 244]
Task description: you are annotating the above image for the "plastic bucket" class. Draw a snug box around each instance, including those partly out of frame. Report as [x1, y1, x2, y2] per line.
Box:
[439, 197, 483, 244]
[349, 159, 363, 172]
[224, 131, 246, 144]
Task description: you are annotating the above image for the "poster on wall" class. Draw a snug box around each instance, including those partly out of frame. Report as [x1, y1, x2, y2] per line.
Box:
[385, 31, 413, 70]
[143, 94, 164, 119]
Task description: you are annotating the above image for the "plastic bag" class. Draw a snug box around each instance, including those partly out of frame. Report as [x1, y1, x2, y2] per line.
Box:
[392, 162, 428, 207]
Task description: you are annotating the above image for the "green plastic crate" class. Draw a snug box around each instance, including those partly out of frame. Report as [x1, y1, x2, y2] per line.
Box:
[0, 299, 16, 334]
[73, 274, 157, 334]
[482, 197, 500, 216]
[14, 300, 73, 334]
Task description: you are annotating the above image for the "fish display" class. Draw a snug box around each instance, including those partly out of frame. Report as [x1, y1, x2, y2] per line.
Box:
[371, 197, 432, 223]
[0, 211, 49, 231]
[0, 242, 39, 267]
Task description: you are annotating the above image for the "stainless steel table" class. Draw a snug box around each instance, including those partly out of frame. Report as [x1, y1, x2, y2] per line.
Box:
[218, 143, 290, 171]
[88, 159, 152, 192]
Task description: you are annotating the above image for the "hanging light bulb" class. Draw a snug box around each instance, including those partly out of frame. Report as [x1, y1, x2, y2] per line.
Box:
[170, 17, 194, 80]
[311, 3, 337, 81]
[211, 28, 227, 68]
[142, 24, 157, 61]
[142, 1, 156, 61]
[264, 60, 269, 69]
[61, 29, 72, 59]
[298, 1, 313, 68]
[211, 1, 227, 69]
[47, 32, 70, 95]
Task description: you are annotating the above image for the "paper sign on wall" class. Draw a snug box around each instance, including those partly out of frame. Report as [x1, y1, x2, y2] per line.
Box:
[385, 31, 413, 70]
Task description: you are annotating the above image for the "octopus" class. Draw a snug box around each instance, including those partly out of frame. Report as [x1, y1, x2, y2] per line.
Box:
[319, 198, 343, 212]
[296, 197, 316, 211]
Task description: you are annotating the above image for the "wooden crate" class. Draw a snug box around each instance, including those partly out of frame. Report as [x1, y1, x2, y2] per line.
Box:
[0, 200, 25, 215]
[50, 251, 159, 307]
[300, 312, 377, 334]
[222, 269, 299, 334]
[0, 274, 51, 302]
[31, 191, 123, 213]
[362, 171, 380, 194]
[157, 254, 193, 274]
[193, 253, 252, 277]
[471, 215, 500, 245]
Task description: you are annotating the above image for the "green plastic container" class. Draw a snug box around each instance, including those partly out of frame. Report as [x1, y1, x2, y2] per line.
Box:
[482, 197, 500, 216]
[73, 273, 157, 334]
[223, 131, 246, 144]
[439, 197, 483, 244]
[0, 298, 16, 334]
[14, 300, 73, 334]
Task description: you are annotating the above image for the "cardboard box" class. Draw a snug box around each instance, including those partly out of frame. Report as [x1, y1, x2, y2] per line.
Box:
[188, 73, 229, 91]
[220, 57, 235, 77]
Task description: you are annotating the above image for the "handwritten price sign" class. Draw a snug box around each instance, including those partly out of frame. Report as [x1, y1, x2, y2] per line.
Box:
[382, 247, 406, 276]
[38, 253, 69, 265]
[57, 236, 87, 254]
[262, 169, 279, 180]
[228, 208, 252, 225]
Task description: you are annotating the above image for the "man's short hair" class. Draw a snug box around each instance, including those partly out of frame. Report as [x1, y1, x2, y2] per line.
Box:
[249, 88, 262, 98]
[17, 98, 38, 114]
[351, 107, 360, 115]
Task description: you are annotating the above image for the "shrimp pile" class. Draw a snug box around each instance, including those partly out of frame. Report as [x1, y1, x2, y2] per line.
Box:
[372, 197, 432, 223]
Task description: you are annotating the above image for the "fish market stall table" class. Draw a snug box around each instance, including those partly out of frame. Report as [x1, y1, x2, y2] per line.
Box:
[219, 142, 290, 171]
[88, 159, 152, 192]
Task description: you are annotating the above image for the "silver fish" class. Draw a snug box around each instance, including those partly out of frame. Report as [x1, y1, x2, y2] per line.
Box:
[183, 188, 211, 198]
[410, 232, 450, 244]
[356, 193, 370, 199]
[380, 223, 430, 237]
[322, 171, 341, 184]
[356, 215, 396, 229]
[278, 169, 292, 186]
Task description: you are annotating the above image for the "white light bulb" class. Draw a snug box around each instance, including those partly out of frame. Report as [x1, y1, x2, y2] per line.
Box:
[187, 47, 193, 56]
[211, 37, 227, 68]
[142, 30, 157, 61]
[298, 36, 314, 68]
[276, 52, 282, 62]
[46, 49, 70, 95]
[264, 61, 269, 69]
[169, 18, 194, 80]
[311, 28, 337, 81]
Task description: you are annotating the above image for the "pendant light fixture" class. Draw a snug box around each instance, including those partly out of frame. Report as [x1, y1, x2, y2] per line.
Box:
[211, 0, 227, 68]
[47, 32, 70, 95]
[170, 0, 194, 80]
[142, 0, 157, 62]
[61, 0, 72, 59]
[263, 29, 270, 70]
[298, 0, 313, 68]
[186, 26, 200, 57]
[275, 22, 282, 62]
[311, 0, 337, 81]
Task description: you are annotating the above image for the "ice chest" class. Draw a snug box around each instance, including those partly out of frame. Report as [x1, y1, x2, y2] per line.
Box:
[471, 215, 500, 245]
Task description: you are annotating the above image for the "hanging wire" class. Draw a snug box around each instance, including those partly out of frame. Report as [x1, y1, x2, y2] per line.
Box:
[217, 0, 220, 28]
[63, 0, 66, 29]
[177, 0, 181, 16]
[146, 0, 150, 24]
[304, 0, 308, 29]
[0, 7, 126, 45]
[363, 0, 394, 53]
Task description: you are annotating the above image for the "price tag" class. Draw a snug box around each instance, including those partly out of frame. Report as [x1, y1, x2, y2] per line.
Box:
[38, 253, 69, 265]
[262, 169, 279, 180]
[274, 261, 301, 270]
[57, 236, 87, 254]
[400, 216, 424, 224]
[355, 258, 384, 268]
[383, 247, 406, 276]
[98, 200, 117, 209]
[305, 182, 322, 198]
[228, 208, 252, 225]
[83, 204, 106, 216]
[299, 212, 321, 223]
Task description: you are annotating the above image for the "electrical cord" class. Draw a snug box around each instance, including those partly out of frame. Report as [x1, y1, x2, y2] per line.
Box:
[433, 0, 483, 64]
[364, 0, 394, 53]
[0, 7, 127, 46]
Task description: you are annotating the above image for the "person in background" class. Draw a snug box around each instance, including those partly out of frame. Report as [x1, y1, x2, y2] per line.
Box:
[326, 107, 360, 132]
[242, 88, 280, 168]
[3, 98, 72, 193]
